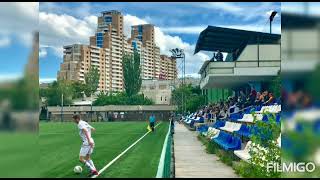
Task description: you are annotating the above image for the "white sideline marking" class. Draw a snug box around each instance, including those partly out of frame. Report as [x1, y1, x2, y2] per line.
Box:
[91, 122, 162, 178]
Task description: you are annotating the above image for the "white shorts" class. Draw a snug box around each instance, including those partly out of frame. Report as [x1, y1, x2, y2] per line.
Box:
[79, 144, 94, 157]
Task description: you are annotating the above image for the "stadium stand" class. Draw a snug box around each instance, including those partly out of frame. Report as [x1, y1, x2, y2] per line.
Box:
[190, 89, 281, 166]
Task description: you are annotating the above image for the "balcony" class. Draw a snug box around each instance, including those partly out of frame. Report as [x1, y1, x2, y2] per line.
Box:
[199, 44, 280, 89]
[195, 26, 281, 89]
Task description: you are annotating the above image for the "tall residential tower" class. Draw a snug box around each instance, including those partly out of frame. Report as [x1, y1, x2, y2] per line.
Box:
[58, 10, 177, 93]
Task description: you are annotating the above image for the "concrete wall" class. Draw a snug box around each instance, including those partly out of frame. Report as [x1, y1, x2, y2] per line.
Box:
[140, 80, 173, 105]
[238, 44, 281, 62]
[46, 105, 176, 122]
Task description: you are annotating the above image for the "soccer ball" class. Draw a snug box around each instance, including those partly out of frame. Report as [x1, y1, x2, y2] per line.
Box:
[74, 165, 82, 174]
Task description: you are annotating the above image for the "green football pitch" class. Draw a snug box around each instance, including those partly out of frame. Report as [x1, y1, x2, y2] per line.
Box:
[39, 121, 169, 178]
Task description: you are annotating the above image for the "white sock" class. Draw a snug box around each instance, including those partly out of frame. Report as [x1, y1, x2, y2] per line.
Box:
[84, 160, 94, 171]
[88, 159, 96, 171]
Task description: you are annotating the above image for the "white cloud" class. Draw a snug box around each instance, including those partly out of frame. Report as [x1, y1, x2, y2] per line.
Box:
[200, 2, 243, 13]
[39, 12, 97, 58]
[161, 26, 206, 34]
[39, 78, 56, 84]
[219, 24, 281, 34]
[0, 36, 11, 47]
[196, 2, 280, 22]
[0, 73, 22, 83]
[0, 2, 38, 47]
[39, 47, 47, 58]
[159, 22, 281, 36]
[123, 14, 149, 37]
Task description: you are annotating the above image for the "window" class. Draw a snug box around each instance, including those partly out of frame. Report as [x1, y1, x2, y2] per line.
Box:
[104, 16, 112, 23]
[150, 85, 155, 90]
[96, 32, 104, 48]
[159, 85, 167, 90]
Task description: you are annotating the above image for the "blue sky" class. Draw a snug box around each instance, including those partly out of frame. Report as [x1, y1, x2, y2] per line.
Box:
[2, 3, 320, 84]
[0, 3, 38, 82]
[39, 2, 282, 83]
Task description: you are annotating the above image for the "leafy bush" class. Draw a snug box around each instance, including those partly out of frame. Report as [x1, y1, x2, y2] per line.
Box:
[93, 92, 154, 105]
[216, 149, 234, 166]
[246, 112, 281, 178]
[197, 135, 216, 154]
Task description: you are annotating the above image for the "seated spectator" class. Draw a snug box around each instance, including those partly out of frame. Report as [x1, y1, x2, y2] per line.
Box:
[228, 102, 239, 114]
[217, 107, 227, 120]
[256, 91, 267, 106]
[264, 92, 275, 105]
[263, 90, 269, 102]
[249, 88, 257, 105]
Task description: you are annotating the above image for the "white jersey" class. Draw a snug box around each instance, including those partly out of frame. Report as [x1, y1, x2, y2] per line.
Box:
[78, 120, 94, 146]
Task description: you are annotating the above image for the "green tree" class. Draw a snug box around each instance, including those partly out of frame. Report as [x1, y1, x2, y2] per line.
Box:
[45, 80, 73, 106]
[269, 75, 281, 97]
[84, 66, 100, 97]
[122, 49, 142, 97]
[71, 81, 86, 99]
[172, 84, 205, 113]
[93, 92, 154, 106]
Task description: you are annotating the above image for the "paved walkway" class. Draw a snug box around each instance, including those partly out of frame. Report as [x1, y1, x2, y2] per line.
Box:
[174, 123, 239, 178]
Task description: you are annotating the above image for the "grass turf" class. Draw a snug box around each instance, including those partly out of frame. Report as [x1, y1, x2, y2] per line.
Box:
[0, 133, 38, 177]
[39, 121, 168, 178]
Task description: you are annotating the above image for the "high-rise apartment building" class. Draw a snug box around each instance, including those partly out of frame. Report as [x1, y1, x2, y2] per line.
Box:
[58, 10, 177, 93]
[58, 44, 111, 92]
[160, 55, 177, 80]
[129, 24, 161, 80]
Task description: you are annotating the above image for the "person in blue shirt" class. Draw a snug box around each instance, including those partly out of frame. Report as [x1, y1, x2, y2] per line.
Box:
[149, 113, 156, 132]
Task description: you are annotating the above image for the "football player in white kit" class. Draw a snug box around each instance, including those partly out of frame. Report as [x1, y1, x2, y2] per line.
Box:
[72, 114, 98, 176]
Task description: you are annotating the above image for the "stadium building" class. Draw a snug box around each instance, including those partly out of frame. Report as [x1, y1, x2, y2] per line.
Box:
[195, 26, 281, 103]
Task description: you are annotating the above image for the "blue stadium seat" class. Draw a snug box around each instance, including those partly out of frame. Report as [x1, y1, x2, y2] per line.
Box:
[275, 98, 281, 104]
[197, 125, 209, 133]
[235, 124, 251, 138]
[295, 122, 303, 133]
[213, 120, 226, 129]
[262, 114, 269, 122]
[212, 131, 241, 150]
[276, 114, 281, 124]
[243, 107, 252, 114]
[230, 112, 243, 121]
[255, 105, 262, 111]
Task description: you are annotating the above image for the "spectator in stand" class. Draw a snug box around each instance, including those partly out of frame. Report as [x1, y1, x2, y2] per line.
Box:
[228, 101, 239, 115]
[238, 90, 246, 109]
[263, 90, 269, 102]
[218, 107, 227, 120]
[264, 92, 276, 105]
[214, 50, 224, 62]
[249, 87, 257, 105]
[255, 92, 261, 105]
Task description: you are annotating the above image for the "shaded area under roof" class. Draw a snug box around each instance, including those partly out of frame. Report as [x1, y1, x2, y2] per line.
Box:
[282, 12, 320, 29]
[194, 26, 281, 54]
